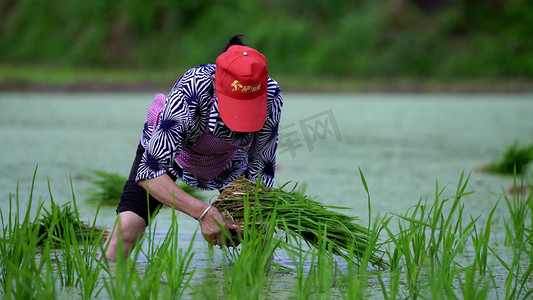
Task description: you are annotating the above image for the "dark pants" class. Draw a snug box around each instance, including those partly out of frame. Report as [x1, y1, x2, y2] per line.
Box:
[116, 143, 176, 224]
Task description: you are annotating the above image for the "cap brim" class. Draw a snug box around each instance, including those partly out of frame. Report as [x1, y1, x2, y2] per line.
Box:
[218, 92, 267, 132]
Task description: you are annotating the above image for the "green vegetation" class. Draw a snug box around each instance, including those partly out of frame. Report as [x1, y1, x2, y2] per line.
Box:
[500, 175, 533, 299]
[84, 170, 129, 206]
[0, 167, 109, 298]
[84, 169, 206, 206]
[0, 64, 174, 84]
[214, 176, 384, 267]
[1, 0, 532, 86]
[32, 195, 108, 247]
[485, 142, 533, 175]
[1, 167, 533, 298]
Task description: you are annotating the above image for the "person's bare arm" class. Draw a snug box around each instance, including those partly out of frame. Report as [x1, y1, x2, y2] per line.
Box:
[138, 174, 237, 246]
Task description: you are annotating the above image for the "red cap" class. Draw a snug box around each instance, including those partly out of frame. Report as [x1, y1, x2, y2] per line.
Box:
[215, 45, 268, 132]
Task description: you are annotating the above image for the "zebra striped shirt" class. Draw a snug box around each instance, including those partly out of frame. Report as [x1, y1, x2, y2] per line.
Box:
[136, 64, 283, 190]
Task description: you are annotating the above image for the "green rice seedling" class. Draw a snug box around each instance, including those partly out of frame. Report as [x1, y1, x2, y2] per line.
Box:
[54, 219, 76, 287]
[213, 176, 383, 268]
[38, 177, 108, 293]
[358, 169, 401, 299]
[383, 218, 403, 276]
[0, 167, 49, 298]
[386, 223, 424, 297]
[490, 233, 533, 299]
[135, 255, 165, 300]
[342, 213, 390, 299]
[385, 173, 475, 299]
[379, 232, 404, 299]
[350, 215, 390, 297]
[139, 189, 165, 261]
[69, 226, 107, 299]
[135, 229, 168, 299]
[425, 260, 460, 300]
[32, 187, 109, 247]
[280, 215, 316, 299]
[377, 269, 402, 300]
[2, 168, 198, 299]
[311, 224, 338, 297]
[293, 248, 317, 299]
[222, 222, 277, 298]
[492, 171, 533, 299]
[84, 170, 127, 206]
[42, 181, 76, 288]
[358, 169, 390, 272]
[421, 172, 473, 265]
[102, 186, 197, 300]
[283, 217, 338, 298]
[102, 218, 144, 300]
[221, 193, 281, 299]
[132, 188, 198, 299]
[341, 238, 369, 300]
[1, 219, 47, 298]
[191, 261, 223, 300]
[3, 250, 47, 299]
[471, 199, 499, 277]
[0, 167, 57, 299]
[67, 180, 107, 299]
[342, 171, 390, 299]
[457, 264, 490, 300]
[130, 191, 167, 299]
[425, 204, 477, 300]
[40, 242, 59, 298]
[485, 142, 533, 175]
[299, 249, 320, 299]
[385, 198, 428, 298]
[103, 199, 195, 299]
[503, 171, 532, 247]
[135, 220, 165, 299]
[104, 260, 140, 299]
[102, 247, 142, 299]
[158, 208, 197, 298]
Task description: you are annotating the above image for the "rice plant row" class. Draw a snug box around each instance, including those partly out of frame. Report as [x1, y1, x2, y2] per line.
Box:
[0, 167, 532, 299]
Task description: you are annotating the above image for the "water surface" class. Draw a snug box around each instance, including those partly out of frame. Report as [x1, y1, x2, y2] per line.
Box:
[1, 92, 532, 274]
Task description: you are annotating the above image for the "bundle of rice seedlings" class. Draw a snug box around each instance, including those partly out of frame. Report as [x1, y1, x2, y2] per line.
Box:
[33, 199, 109, 246]
[213, 176, 384, 267]
[84, 170, 128, 205]
[483, 142, 533, 175]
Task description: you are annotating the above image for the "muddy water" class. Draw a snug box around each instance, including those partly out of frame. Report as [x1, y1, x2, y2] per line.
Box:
[1, 92, 532, 295]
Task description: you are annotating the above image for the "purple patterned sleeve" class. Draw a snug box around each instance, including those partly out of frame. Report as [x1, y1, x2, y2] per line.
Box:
[135, 71, 195, 182]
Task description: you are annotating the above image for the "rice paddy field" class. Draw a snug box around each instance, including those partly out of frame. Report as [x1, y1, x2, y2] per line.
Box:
[0, 92, 532, 299]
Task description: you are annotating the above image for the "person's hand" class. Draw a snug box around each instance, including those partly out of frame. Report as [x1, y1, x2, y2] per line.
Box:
[199, 206, 241, 247]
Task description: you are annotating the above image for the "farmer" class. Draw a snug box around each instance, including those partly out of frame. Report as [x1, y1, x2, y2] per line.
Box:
[102, 35, 283, 259]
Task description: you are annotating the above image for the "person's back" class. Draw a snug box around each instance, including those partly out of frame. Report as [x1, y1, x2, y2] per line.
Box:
[101, 35, 283, 259]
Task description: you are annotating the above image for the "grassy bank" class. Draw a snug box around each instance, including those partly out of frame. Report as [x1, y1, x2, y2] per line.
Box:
[1, 1, 532, 80]
[1, 64, 533, 94]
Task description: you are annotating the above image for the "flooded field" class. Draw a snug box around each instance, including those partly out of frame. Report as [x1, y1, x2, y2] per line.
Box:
[0, 92, 532, 298]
